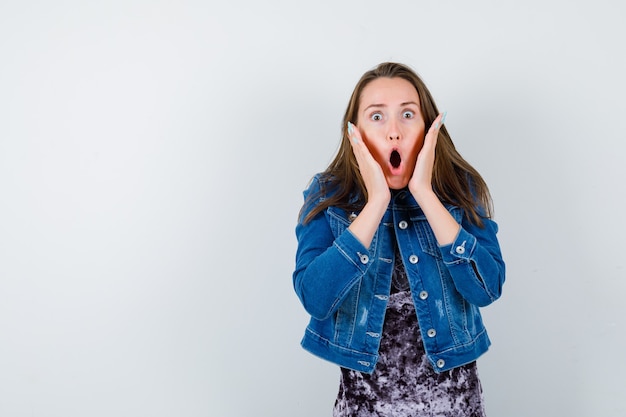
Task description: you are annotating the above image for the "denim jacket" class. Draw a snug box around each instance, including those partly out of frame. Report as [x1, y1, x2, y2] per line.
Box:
[293, 174, 505, 374]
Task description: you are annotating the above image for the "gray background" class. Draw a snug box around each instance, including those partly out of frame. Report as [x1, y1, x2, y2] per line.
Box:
[1, 1, 625, 416]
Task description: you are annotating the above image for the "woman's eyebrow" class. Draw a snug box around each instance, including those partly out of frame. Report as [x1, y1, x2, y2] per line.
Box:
[363, 101, 419, 112]
[363, 103, 385, 112]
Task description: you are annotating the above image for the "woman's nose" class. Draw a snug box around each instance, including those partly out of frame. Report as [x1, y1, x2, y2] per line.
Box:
[388, 120, 400, 140]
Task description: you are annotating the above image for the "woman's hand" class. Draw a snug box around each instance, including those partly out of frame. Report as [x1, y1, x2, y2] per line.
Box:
[346, 122, 390, 249]
[408, 112, 446, 198]
[408, 112, 459, 245]
[348, 122, 391, 206]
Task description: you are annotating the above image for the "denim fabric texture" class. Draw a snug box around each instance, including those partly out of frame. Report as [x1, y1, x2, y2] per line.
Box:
[293, 174, 505, 374]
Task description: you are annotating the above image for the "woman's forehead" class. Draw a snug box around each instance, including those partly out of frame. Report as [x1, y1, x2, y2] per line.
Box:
[360, 77, 420, 108]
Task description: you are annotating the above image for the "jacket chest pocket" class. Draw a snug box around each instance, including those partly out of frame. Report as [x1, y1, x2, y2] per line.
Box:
[410, 207, 463, 258]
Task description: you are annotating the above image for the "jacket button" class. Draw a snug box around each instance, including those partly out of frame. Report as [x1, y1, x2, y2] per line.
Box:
[348, 212, 357, 222]
[436, 359, 445, 368]
[409, 254, 418, 264]
[359, 254, 369, 264]
[419, 291, 428, 300]
[455, 246, 465, 255]
[398, 220, 408, 229]
[427, 328, 437, 338]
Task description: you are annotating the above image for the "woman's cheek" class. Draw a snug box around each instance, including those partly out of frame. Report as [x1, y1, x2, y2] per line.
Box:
[408, 140, 423, 165]
[362, 137, 386, 168]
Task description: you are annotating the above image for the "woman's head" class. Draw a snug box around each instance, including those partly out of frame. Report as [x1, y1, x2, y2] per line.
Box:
[336, 62, 444, 192]
[303, 62, 492, 226]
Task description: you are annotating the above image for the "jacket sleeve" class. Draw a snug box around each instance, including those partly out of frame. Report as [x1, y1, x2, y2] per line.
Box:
[438, 214, 505, 307]
[292, 177, 373, 321]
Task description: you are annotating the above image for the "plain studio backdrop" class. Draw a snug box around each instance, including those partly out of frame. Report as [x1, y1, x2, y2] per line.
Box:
[1, 1, 625, 416]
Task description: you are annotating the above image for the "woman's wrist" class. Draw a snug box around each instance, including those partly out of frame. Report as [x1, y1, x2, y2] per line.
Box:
[348, 196, 388, 249]
[409, 184, 435, 205]
[410, 187, 460, 245]
[364, 194, 389, 219]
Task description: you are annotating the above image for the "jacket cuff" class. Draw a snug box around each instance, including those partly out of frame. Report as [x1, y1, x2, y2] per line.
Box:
[334, 228, 373, 270]
[439, 226, 476, 264]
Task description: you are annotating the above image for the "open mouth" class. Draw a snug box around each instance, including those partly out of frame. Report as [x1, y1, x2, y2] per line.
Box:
[390, 150, 401, 168]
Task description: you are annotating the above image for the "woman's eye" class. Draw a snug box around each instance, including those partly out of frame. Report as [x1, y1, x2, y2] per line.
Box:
[371, 112, 382, 121]
[403, 111, 414, 119]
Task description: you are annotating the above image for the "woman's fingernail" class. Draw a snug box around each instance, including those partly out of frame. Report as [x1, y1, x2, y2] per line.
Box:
[433, 111, 447, 129]
[347, 122, 358, 143]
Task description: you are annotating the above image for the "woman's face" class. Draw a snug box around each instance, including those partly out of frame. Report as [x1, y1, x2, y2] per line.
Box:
[357, 77, 425, 190]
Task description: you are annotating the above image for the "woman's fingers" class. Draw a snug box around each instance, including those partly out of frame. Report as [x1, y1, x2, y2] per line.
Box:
[433, 111, 447, 130]
[347, 121, 362, 147]
[347, 122, 389, 202]
[410, 112, 446, 193]
[419, 112, 446, 164]
[424, 111, 446, 150]
[347, 122, 372, 167]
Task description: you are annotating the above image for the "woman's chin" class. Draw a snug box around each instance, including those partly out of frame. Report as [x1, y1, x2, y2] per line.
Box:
[386, 175, 409, 190]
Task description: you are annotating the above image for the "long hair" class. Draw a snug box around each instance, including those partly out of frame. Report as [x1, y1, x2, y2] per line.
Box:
[302, 62, 492, 227]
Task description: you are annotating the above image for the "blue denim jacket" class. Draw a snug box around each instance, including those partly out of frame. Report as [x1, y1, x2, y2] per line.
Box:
[293, 174, 505, 374]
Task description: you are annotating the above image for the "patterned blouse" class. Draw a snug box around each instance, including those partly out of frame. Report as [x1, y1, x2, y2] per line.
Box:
[333, 246, 487, 417]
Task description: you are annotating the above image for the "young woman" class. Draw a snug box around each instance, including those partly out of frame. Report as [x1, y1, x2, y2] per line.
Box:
[293, 62, 505, 416]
